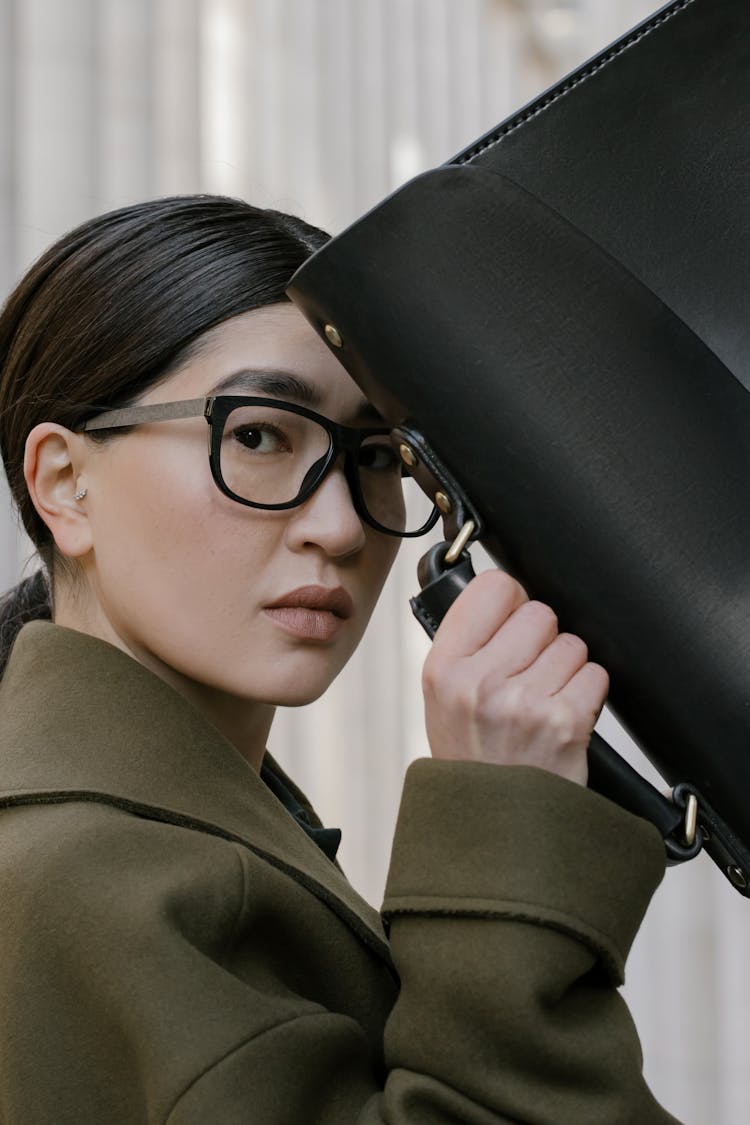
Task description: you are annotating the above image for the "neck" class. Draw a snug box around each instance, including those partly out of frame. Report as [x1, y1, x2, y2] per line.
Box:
[54, 595, 274, 773]
[158, 674, 276, 773]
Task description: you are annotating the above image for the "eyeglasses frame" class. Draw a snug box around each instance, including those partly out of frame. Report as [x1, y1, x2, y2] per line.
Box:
[79, 394, 440, 539]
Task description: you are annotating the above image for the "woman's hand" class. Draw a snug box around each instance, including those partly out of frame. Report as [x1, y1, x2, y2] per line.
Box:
[422, 570, 609, 785]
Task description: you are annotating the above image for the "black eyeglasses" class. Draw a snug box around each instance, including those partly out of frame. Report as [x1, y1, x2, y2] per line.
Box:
[79, 395, 440, 538]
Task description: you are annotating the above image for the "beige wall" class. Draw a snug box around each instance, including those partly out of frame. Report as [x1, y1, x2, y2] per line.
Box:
[1, 3, 747, 1122]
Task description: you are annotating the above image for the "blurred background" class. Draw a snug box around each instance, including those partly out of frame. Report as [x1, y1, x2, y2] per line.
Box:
[1, 2, 747, 1122]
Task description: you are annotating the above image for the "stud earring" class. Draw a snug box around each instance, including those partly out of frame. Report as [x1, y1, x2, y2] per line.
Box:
[73, 487, 88, 501]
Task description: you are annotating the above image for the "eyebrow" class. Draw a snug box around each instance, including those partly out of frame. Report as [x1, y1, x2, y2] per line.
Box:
[210, 369, 385, 424]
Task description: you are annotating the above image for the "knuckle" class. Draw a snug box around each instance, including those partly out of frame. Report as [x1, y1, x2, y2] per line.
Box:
[422, 660, 445, 694]
[481, 569, 526, 602]
[587, 661, 610, 692]
[422, 656, 473, 710]
[421, 651, 448, 697]
[503, 678, 531, 708]
[557, 632, 588, 660]
[546, 700, 579, 744]
[472, 675, 499, 719]
[482, 678, 533, 723]
[507, 575, 529, 605]
[524, 600, 558, 630]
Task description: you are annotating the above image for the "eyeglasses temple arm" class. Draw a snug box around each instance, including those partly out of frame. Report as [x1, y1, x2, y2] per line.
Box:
[81, 397, 208, 432]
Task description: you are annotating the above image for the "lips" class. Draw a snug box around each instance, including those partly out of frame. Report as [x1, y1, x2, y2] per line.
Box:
[264, 585, 354, 620]
[263, 585, 354, 643]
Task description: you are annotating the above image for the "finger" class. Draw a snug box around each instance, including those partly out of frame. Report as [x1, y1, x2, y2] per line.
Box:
[515, 632, 589, 695]
[431, 569, 528, 657]
[476, 599, 560, 678]
[555, 661, 610, 724]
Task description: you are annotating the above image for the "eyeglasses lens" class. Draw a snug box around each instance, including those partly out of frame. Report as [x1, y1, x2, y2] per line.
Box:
[356, 434, 436, 535]
[219, 404, 435, 534]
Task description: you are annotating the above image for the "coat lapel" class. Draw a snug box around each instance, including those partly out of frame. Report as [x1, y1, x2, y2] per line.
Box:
[0, 622, 392, 966]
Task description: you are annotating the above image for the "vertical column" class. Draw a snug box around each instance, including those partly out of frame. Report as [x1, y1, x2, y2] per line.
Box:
[199, 0, 253, 199]
[479, 0, 523, 139]
[0, 0, 19, 595]
[280, 0, 326, 224]
[383, 0, 424, 192]
[350, 0, 390, 217]
[0, 0, 16, 296]
[97, 0, 155, 205]
[15, 0, 97, 268]
[715, 871, 750, 1124]
[414, 0, 453, 164]
[154, 0, 202, 196]
[5, 0, 98, 584]
[240, 0, 283, 207]
[309, 0, 356, 226]
[446, 0, 485, 148]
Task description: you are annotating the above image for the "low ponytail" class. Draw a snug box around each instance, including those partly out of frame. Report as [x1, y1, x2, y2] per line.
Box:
[0, 570, 51, 677]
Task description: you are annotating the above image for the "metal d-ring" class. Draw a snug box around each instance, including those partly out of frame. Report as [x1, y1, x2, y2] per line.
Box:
[667, 783, 704, 862]
[444, 520, 476, 565]
[682, 792, 698, 847]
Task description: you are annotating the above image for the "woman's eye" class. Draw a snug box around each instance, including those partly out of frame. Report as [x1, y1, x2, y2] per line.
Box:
[359, 442, 400, 472]
[231, 424, 290, 453]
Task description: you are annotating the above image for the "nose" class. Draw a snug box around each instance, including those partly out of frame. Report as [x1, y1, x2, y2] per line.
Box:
[285, 458, 367, 558]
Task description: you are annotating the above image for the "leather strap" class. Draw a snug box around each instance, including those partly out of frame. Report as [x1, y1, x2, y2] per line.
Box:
[393, 423, 484, 542]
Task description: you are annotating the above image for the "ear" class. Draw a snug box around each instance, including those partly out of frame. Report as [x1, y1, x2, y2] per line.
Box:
[24, 423, 94, 559]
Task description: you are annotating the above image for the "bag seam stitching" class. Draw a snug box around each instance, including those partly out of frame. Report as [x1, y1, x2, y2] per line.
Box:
[455, 0, 696, 165]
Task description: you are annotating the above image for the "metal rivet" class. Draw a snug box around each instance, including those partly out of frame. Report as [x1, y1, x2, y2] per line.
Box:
[399, 443, 418, 468]
[727, 865, 747, 889]
[435, 491, 453, 514]
[324, 323, 343, 348]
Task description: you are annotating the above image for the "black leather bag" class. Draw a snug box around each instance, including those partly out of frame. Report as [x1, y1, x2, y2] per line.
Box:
[287, 0, 750, 893]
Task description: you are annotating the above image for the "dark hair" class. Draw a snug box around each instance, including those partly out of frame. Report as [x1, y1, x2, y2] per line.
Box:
[0, 194, 328, 673]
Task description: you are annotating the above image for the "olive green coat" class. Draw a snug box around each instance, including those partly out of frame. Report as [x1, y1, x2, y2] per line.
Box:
[0, 622, 680, 1124]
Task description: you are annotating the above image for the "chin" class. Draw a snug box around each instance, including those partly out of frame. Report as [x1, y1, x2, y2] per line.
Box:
[249, 643, 356, 707]
[264, 669, 342, 707]
[269, 688, 329, 708]
[228, 668, 343, 709]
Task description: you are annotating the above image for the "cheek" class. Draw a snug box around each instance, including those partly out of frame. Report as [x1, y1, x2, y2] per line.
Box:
[94, 437, 213, 574]
[89, 439, 273, 655]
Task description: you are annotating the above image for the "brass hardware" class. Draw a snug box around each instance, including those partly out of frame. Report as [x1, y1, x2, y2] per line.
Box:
[324, 323, 343, 348]
[399, 443, 418, 468]
[445, 520, 476, 565]
[683, 793, 698, 847]
[727, 865, 748, 889]
[435, 491, 453, 514]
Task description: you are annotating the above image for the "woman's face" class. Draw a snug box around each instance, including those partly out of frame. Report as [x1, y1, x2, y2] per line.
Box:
[76, 303, 401, 707]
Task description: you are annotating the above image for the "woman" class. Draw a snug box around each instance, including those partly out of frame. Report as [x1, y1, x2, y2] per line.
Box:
[0, 196, 677, 1124]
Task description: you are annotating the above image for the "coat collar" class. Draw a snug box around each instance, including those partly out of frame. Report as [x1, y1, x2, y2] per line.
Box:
[0, 621, 391, 965]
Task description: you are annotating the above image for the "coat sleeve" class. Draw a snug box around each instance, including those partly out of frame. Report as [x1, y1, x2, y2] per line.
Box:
[0, 763, 681, 1125]
[377, 760, 682, 1125]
